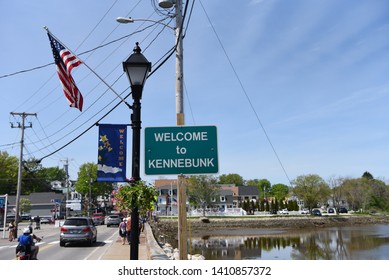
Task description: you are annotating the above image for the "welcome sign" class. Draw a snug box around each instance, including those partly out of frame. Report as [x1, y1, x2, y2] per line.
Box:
[145, 126, 218, 175]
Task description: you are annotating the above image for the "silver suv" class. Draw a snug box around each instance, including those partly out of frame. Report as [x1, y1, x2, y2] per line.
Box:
[60, 217, 97, 247]
[106, 214, 121, 227]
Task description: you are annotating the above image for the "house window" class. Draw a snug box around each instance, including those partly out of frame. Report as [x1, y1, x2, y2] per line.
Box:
[211, 197, 216, 202]
[220, 196, 226, 202]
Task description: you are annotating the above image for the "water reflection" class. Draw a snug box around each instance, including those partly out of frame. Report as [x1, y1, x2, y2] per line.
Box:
[188, 225, 389, 260]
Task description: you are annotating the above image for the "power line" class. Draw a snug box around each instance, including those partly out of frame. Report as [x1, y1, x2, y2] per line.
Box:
[198, 0, 292, 185]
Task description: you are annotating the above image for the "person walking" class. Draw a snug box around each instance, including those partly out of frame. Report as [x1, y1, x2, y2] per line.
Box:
[126, 216, 132, 245]
[119, 218, 127, 245]
[8, 220, 16, 242]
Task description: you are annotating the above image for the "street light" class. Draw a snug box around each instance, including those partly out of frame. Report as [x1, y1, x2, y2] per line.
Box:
[116, 17, 174, 31]
[122, 42, 151, 260]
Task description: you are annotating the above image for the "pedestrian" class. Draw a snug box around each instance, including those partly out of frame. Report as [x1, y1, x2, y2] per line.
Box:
[126, 216, 132, 245]
[8, 220, 16, 242]
[119, 218, 127, 245]
[140, 216, 146, 232]
[34, 215, 41, 230]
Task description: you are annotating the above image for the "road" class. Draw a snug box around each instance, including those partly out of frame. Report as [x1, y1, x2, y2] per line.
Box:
[0, 222, 120, 260]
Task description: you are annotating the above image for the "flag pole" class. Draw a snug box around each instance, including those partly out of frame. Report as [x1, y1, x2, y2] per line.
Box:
[43, 26, 132, 109]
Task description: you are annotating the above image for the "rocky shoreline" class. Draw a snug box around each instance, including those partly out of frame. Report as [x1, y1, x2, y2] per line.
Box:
[149, 215, 389, 241]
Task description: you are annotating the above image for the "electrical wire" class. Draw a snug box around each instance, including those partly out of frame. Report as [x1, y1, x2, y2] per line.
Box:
[5, 1, 191, 167]
[198, 0, 292, 185]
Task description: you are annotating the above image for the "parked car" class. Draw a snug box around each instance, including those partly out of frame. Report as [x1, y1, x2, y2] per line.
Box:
[311, 209, 322, 216]
[300, 209, 309, 214]
[270, 209, 277, 215]
[92, 213, 105, 225]
[279, 209, 289, 215]
[338, 207, 348, 214]
[21, 214, 31, 221]
[106, 214, 121, 227]
[327, 208, 336, 215]
[40, 216, 53, 224]
[60, 217, 97, 247]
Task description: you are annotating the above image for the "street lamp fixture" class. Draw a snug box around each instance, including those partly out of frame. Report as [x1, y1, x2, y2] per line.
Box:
[116, 17, 175, 31]
[122, 42, 151, 260]
[123, 42, 151, 100]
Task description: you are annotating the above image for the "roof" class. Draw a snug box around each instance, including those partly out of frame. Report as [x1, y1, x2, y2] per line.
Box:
[6, 192, 65, 205]
[238, 186, 260, 196]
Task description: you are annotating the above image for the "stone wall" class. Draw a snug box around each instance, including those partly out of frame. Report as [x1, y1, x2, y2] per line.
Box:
[149, 215, 389, 241]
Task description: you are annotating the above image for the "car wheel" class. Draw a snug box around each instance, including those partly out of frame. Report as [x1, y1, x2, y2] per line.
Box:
[60, 241, 65, 247]
[107, 224, 110, 227]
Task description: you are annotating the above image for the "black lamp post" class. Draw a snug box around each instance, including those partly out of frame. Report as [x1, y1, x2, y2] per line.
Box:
[122, 42, 151, 260]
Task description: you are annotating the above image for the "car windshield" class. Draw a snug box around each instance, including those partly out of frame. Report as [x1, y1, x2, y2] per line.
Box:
[64, 219, 88, 226]
[109, 215, 119, 219]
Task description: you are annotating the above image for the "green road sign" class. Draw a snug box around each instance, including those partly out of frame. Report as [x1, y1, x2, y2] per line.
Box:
[145, 125, 218, 175]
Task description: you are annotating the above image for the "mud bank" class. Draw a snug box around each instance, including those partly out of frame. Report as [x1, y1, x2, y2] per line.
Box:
[149, 215, 389, 241]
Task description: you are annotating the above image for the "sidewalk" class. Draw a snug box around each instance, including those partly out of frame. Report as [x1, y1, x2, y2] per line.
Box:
[101, 223, 169, 260]
[101, 229, 149, 260]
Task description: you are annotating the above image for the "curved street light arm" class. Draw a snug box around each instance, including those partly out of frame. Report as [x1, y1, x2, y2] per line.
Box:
[116, 17, 175, 31]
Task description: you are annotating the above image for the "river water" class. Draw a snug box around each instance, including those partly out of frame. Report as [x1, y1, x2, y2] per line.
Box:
[187, 224, 389, 260]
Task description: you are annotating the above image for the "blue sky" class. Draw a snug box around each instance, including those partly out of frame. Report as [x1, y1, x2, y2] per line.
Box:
[1, 0, 388, 186]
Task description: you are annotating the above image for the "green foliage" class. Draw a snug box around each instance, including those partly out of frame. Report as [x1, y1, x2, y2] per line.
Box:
[340, 177, 389, 212]
[0, 155, 68, 194]
[270, 183, 289, 201]
[0, 151, 18, 194]
[362, 171, 374, 180]
[23, 159, 68, 193]
[218, 173, 244, 186]
[75, 162, 113, 201]
[187, 175, 220, 216]
[114, 181, 158, 216]
[292, 174, 331, 210]
[19, 198, 31, 215]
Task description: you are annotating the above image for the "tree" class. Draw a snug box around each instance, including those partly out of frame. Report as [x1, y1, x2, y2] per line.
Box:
[246, 179, 260, 187]
[187, 175, 220, 216]
[270, 183, 289, 201]
[19, 198, 31, 215]
[362, 171, 374, 180]
[218, 173, 244, 186]
[0, 151, 18, 194]
[368, 178, 389, 211]
[258, 179, 271, 199]
[114, 181, 158, 216]
[341, 178, 371, 211]
[292, 174, 331, 210]
[75, 162, 113, 208]
[327, 176, 346, 209]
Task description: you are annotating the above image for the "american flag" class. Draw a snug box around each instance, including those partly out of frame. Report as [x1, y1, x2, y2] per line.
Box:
[47, 33, 83, 111]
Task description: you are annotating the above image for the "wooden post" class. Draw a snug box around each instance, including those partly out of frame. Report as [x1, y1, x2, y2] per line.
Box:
[177, 174, 187, 260]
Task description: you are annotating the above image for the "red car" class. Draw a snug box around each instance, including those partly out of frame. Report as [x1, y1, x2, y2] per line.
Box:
[92, 213, 105, 225]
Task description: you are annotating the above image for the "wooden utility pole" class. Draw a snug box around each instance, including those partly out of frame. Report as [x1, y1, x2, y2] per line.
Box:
[10, 112, 36, 234]
[174, 0, 188, 260]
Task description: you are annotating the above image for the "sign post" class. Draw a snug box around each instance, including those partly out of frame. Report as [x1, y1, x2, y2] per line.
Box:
[145, 125, 218, 175]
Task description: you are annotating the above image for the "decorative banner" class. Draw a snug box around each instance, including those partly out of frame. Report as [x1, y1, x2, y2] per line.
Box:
[97, 124, 127, 182]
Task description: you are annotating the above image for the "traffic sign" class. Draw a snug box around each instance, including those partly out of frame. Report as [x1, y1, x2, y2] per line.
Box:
[145, 125, 218, 175]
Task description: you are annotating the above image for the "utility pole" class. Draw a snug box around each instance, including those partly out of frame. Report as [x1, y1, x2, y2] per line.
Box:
[174, 0, 188, 260]
[62, 158, 70, 219]
[10, 112, 36, 234]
